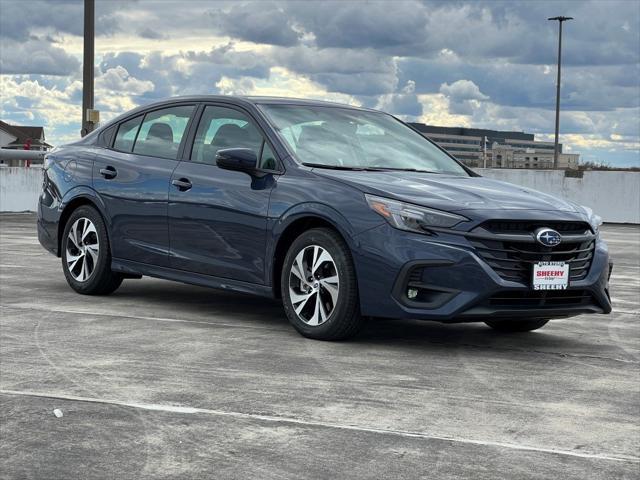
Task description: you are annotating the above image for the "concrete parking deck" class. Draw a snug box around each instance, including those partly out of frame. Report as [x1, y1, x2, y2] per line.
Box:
[1, 214, 638, 479]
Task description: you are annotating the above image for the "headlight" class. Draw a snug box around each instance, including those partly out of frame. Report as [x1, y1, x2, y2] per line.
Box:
[581, 205, 603, 233]
[365, 194, 468, 233]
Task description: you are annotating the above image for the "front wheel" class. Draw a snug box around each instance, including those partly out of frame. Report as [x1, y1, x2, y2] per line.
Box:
[281, 228, 364, 340]
[61, 205, 123, 295]
[485, 318, 549, 333]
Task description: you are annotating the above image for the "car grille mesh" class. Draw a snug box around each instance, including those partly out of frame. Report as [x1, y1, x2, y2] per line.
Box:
[481, 220, 591, 235]
[468, 221, 595, 284]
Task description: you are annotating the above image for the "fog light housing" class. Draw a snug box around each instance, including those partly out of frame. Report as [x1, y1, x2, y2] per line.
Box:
[407, 288, 418, 299]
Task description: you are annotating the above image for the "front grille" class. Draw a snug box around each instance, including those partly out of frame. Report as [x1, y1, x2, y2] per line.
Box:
[468, 221, 595, 284]
[487, 290, 594, 308]
[482, 220, 591, 235]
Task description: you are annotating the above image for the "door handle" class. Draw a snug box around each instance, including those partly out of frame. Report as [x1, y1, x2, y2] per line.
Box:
[172, 178, 192, 191]
[99, 166, 117, 179]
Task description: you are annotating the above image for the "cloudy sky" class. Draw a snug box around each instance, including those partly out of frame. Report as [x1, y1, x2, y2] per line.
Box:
[1, 0, 638, 166]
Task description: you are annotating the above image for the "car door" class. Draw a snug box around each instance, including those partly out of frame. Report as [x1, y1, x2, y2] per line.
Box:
[93, 104, 195, 266]
[168, 104, 280, 284]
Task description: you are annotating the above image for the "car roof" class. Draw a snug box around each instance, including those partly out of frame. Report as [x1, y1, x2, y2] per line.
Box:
[80, 95, 383, 145]
[135, 95, 379, 112]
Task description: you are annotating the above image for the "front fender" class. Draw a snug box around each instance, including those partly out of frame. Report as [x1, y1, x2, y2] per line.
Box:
[265, 202, 372, 291]
[271, 202, 358, 246]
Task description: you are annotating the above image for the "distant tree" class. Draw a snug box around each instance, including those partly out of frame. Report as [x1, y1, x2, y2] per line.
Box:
[578, 160, 639, 172]
[578, 160, 611, 170]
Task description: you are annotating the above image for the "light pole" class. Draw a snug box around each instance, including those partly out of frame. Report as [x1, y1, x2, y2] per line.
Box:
[548, 16, 573, 169]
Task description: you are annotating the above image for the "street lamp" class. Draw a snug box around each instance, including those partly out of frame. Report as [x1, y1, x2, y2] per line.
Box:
[548, 15, 573, 169]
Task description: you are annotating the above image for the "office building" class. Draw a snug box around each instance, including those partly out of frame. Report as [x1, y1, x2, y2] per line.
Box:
[409, 123, 578, 169]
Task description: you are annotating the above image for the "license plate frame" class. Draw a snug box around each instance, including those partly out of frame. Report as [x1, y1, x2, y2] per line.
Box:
[532, 261, 569, 290]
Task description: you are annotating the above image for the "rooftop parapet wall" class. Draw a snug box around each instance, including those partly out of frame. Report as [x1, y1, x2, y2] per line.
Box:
[477, 168, 639, 224]
[0, 167, 638, 224]
[0, 167, 44, 213]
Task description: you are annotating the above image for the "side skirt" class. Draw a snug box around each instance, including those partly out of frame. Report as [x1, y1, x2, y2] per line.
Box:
[111, 258, 275, 298]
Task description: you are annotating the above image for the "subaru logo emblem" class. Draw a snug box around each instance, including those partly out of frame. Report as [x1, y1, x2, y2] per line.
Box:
[535, 228, 562, 247]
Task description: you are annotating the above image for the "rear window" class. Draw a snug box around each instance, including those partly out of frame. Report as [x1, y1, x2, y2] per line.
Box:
[113, 116, 142, 152]
[132, 106, 194, 160]
[98, 125, 116, 147]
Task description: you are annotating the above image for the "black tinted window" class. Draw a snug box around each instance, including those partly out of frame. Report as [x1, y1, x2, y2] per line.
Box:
[259, 142, 277, 170]
[99, 125, 116, 147]
[191, 106, 263, 165]
[113, 116, 142, 152]
[132, 105, 194, 160]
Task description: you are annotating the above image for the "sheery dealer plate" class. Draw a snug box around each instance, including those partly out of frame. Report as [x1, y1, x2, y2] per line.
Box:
[532, 261, 569, 290]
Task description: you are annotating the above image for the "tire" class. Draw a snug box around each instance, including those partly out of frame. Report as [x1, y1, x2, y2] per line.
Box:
[281, 228, 364, 340]
[61, 205, 123, 295]
[485, 318, 549, 333]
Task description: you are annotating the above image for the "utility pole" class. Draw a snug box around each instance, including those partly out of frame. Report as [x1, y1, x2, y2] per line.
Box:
[81, 0, 97, 136]
[548, 15, 573, 169]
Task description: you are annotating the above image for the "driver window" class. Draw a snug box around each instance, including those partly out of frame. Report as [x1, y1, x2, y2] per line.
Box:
[191, 106, 264, 165]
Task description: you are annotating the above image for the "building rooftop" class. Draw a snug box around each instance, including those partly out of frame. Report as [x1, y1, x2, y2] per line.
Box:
[408, 123, 534, 142]
[0, 120, 51, 149]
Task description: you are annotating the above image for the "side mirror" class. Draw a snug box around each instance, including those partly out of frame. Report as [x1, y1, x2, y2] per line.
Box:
[216, 148, 258, 174]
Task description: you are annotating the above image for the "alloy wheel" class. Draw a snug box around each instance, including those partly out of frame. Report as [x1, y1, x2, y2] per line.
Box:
[288, 245, 340, 326]
[66, 217, 99, 282]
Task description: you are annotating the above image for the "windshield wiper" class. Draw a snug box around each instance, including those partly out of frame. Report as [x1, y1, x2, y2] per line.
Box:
[301, 162, 380, 171]
[301, 163, 443, 174]
[362, 167, 443, 174]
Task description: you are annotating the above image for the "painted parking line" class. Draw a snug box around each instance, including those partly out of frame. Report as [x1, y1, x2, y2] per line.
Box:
[2, 389, 638, 465]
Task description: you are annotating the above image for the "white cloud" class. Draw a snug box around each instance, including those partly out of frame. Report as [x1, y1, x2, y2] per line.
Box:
[416, 93, 472, 127]
[439, 80, 489, 102]
[0, 77, 81, 127]
[438, 80, 489, 116]
[561, 133, 640, 152]
[216, 67, 361, 105]
[376, 81, 422, 118]
[96, 66, 155, 95]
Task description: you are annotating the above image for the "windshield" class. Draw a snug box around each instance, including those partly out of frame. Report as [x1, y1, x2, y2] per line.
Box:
[259, 104, 468, 175]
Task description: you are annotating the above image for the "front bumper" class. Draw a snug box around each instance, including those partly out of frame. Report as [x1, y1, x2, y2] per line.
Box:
[352, 223, 612, 322]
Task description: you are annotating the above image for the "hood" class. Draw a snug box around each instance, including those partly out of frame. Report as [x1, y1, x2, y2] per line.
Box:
[312, 170, 580, 213]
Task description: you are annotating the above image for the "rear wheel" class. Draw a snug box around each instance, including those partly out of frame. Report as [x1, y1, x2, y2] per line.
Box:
[61, 205, 123, 295]
[485, 318, 549, 332]
[281, 228, 364, 340]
